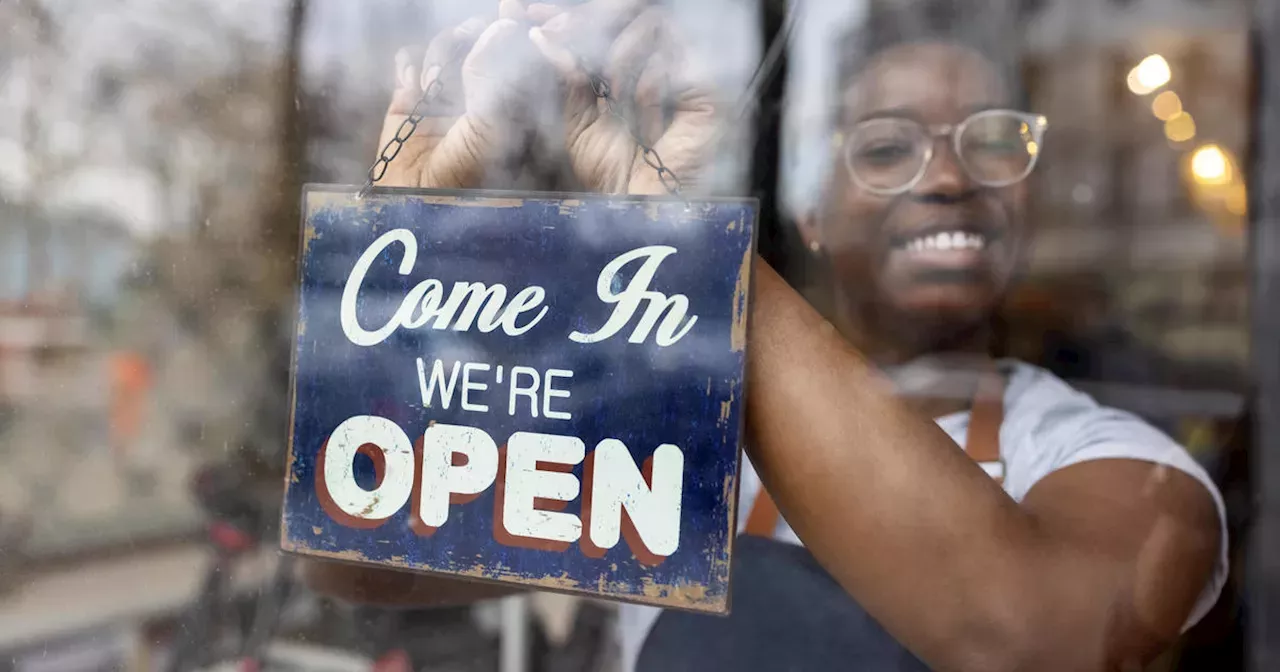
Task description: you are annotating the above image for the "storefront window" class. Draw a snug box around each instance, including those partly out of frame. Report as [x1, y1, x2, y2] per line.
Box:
[0, 0, 1268, 670]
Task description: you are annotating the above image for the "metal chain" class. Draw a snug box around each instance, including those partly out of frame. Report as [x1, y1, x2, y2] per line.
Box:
[587, 73, 684, 197]
[356, 78, 444, 199]
[356, 65, 686, 199]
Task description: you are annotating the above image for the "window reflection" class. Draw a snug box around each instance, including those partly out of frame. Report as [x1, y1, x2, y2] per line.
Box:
[0, 0, 1263, 669]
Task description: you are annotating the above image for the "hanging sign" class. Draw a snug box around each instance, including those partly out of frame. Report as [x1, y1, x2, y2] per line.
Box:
[281, 186, 756, 613]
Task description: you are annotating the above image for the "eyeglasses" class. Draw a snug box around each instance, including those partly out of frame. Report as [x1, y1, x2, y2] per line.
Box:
[840, 109, 1048, 196]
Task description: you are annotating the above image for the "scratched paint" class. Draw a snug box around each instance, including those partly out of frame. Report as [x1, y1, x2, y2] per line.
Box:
[282, 185, 757, 613]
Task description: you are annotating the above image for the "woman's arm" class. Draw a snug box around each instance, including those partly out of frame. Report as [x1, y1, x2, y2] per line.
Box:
[745, 260, 1220, 671]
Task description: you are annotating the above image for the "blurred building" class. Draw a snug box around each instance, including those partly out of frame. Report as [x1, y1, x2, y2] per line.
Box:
[1017, 0, 1251, 388]
[0, 0, 297, 558]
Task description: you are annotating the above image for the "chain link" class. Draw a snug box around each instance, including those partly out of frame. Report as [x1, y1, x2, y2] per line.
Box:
[587, 72, 684, 197]
[356, 78, 444, 200]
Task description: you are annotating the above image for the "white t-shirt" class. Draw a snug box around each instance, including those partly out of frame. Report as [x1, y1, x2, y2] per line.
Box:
[616, 360, 1230, 672]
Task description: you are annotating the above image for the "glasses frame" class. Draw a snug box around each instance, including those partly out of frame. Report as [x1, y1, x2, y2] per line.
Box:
[841, 109, 1049, 196]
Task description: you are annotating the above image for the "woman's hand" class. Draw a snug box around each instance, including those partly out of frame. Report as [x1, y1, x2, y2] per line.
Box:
[377, 1, 553, 190]
[526, 0, 724, 195]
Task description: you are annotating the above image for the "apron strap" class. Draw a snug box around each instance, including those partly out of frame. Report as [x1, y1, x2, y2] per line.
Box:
[743, 481, 783, 537]
[966, 365, 1006, 480]
[743, 365, 1007, 538]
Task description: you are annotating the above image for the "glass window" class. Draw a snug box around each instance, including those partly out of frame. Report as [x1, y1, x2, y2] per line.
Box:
[0, 0, 1267, 669]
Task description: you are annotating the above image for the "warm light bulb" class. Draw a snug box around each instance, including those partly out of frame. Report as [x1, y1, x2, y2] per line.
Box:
[1164, 112, 1196, 143]
[1127, 54, 1171, 95]
[1191, 144, 1231, 185]
[1151, 91, 1182, 121]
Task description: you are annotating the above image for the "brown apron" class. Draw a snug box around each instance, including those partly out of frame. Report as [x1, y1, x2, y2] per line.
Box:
[637, 369, 1007, 672]
[744, 369, 1006, 536]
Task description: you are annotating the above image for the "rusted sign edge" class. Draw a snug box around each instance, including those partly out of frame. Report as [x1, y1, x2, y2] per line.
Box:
[280, 538, 729, 613]
[280, 188, 314, 552]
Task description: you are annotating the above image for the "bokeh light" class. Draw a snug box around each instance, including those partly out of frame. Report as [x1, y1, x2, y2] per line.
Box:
[1226, 183, 1248, 216]
[1191, 144, 1231, 185]
[1152, 91, 1183, 121]
[1127, 54, 1172, 95]
[1165, 112, 1197, 143]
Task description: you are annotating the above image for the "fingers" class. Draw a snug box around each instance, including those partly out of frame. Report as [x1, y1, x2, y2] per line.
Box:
[395, 46, 423, 91]
[421, 16, 488, 90]
[528, 24, 583, 84]
[530, 0, 649, 73]
[634, 48, 671, 142]
[525, 2, 564, 23]
[463, 17, 556, 124]
[387, 46, 428, 115]
[464, 18, 528, 80]
[498, 0, 527, 21]
[604, 7, 664, 100]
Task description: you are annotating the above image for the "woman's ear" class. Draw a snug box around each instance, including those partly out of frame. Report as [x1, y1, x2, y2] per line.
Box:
[796, 211, 822, 254]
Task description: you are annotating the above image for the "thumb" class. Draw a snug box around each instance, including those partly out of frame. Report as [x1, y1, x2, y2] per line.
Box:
[387, 47, 425, 116]
[603, 8, 665, 109]
[528, 24, 586, 86]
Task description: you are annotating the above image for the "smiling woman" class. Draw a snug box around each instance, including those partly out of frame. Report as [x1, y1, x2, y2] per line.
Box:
[601, 3, 1223, 670]
[294, 1, 1229, 671]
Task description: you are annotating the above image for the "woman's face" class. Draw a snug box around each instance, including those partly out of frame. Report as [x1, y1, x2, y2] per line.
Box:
[817, 42, 1029, 333]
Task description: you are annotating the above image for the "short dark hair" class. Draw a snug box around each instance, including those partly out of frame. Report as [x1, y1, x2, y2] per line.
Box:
[836, 0, 1026, 107]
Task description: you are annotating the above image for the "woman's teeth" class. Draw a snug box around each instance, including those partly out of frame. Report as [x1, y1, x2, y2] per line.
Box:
[903, 231, 987, 252]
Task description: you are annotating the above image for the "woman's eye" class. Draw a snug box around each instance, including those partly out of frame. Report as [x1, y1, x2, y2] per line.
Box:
[969, 137, 1022, 155]
[857, 142, 914, 164]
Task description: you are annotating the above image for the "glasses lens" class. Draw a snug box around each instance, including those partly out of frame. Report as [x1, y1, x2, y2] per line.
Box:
[958, 112, 1040, 185]
[846, 119, 929, 192]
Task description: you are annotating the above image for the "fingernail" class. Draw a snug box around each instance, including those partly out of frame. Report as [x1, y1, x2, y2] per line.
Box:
[401, 65, 416, 89]
[528, 3, 563, 17]
[420, 65, 441, 91]
[542, 13, 569, 33]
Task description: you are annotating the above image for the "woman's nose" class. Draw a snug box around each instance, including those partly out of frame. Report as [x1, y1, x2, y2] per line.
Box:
[912, 137, 975, 201]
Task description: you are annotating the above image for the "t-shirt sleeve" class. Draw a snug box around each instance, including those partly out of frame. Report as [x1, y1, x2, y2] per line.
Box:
[1011, 399, 1229, 632]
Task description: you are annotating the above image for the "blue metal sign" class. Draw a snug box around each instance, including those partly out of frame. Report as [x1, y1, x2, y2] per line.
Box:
[282, 186, 756, 612]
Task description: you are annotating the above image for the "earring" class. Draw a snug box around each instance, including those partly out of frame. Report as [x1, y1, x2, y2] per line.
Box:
[808, 240, 822, 254]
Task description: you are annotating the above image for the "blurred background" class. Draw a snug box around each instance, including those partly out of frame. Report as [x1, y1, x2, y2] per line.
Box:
[0, 0, 1273, 669]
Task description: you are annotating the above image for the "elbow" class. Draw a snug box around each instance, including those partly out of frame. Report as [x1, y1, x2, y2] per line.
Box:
[942, 618, 1040, 672]
[942, 600, 1128, 672]
[938, 591, 1076, 672]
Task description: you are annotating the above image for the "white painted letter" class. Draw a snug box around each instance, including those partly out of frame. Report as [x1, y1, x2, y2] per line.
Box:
[568, 245, 697, 347]
[320, 415, 415, 521]
[508, 366, 540, 418]
[416, 424, 499, 528]
[461, 362, 490, 413]
[402, 279, 444, 329]
[587, 441, 684, 557]
[435, 282, 506, 332]
[341, 229, 418, 347]
[417, 359, 461, 409]
[543, 369, 573, 421]
[502, 432, 585, 543]
[502, 286, 550, 335]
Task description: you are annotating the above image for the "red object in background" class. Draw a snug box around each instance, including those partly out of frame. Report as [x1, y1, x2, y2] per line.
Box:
[209, 520, 256, 554]
[372, 649, 412, 672]
[110, 351, 151, 455]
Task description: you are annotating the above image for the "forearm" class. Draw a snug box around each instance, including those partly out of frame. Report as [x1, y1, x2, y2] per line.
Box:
[744, 260, 1089, 669]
